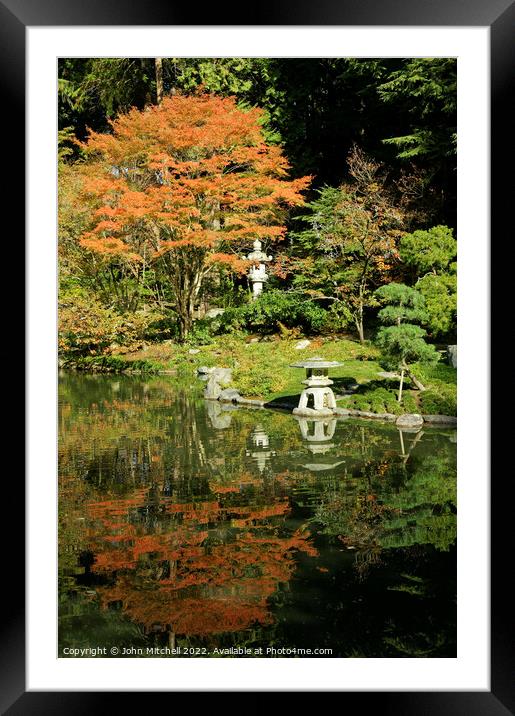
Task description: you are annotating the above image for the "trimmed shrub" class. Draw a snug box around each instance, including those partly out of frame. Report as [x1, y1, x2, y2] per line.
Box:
[419, 386, 457, 416]
[217, 290, 329, 336]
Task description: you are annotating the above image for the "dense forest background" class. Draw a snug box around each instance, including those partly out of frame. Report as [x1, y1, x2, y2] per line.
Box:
[58, 57, 457, 354]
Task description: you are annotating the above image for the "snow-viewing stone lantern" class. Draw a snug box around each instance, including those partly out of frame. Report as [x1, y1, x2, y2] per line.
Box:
[289, 356, 344, 417]
[247, 239, 272, 300]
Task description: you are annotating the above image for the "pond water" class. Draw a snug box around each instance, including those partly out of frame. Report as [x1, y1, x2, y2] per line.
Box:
[59, 372, 457, 658]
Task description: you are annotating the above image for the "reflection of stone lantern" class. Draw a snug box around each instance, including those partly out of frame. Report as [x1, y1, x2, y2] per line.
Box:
[246, 239, 272, 300]
[297, 417, 337, 452]
[289, 356, 344, 416]
[245, 425, 276, 473]
[295, 416, 346, 471]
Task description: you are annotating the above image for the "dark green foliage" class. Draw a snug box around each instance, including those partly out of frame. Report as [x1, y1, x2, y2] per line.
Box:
[185, 320, 219, 346]
[419, 388, 457, 417]
[378, 59, 457, 160]
[375, 283, 428, 325]
[399, 226, 457, 338]
[376, 324, 439, 371]
[400, 225, 456, 274]
[416, 274, 457, 338]
[412, 361, 456, 386]
[413, 362, 457, 416]
[217, 290, 329, 335]
[374, 282, 440, 400]
[345, 385, 418, 415]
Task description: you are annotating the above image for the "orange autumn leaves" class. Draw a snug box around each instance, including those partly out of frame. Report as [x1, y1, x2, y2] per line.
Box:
[85, 486, 317, 636]
[78, 94, 311, 272]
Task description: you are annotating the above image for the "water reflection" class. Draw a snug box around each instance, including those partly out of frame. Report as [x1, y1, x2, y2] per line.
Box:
[245, 425, 277, 473]
[59, 372, 457, 657]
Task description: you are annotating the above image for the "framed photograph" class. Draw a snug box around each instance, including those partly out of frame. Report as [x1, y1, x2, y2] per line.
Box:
[4, 0, 510, 710]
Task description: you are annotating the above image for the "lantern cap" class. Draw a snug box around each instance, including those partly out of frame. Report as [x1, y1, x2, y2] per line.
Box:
[289, 355, 344, 369]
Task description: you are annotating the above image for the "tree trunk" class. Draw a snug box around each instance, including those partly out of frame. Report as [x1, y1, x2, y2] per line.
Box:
[177, 310, 192, 342]
[355, 308, 365, 344]
[398, 367, 405, 403]
[408, 371, 426, 391]
[155, 57, 164, 105]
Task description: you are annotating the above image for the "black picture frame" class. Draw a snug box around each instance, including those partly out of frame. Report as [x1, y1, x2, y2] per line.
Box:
[4, 0, 511, 711]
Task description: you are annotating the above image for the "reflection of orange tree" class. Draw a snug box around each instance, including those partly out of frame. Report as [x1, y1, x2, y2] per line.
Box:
[86, 488, 317, 637]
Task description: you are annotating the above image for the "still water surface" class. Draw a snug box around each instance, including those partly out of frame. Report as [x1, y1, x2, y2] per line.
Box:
[59, 372, 456, 657]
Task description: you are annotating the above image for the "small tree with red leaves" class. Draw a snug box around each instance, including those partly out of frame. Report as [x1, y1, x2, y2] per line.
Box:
[78, 93, 311, 340]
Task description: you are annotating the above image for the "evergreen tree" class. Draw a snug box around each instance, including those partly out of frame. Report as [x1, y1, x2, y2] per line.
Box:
[375, 283, 439, 402]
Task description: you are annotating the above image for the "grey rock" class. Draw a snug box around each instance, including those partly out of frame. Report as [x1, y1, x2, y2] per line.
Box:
[294, 339, 311, 350]
[218, 388, 241, 403]
[205, 307, 225, 319]
[447, 345, 457, 369]
[188, 348, 200, 354]
[292, 406, 334, 417]
[422, 414, 457, 426]
[377, 371, 399, 379]
[350, 409, 396, 421]
[197, 366, 215, 375]
[396, 413, 424, 429]
[211, 367, 232, 385]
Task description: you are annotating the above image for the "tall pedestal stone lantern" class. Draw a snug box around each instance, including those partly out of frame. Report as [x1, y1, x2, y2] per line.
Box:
[247, 239, 272, 300]
[289, 356, 344, 417]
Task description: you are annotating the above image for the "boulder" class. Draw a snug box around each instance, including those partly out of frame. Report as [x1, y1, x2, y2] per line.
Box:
[396, 413, 424, 430]
[218, 388, 241, 403]
[422, 414, 457, 426]
[197, 366, 214, 375]
[203, 367, 233, 400]
[211, 367, 232, 385]
[447, 345, 457, 369]
[188, 348, 200, 354]
[294, 339, 311, 350]
[204, 378, 222, 400]
[292, 406, 334, 418]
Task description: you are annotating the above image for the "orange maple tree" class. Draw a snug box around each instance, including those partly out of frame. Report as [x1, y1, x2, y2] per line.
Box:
[78, 93, 311, 339]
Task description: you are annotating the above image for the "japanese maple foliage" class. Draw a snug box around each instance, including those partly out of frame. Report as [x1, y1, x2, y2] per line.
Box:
[78, 93, 311, 339]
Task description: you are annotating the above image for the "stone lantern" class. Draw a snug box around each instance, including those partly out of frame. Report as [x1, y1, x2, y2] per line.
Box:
[289, 356, 344, 417]
[246, 239, 272, 300]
